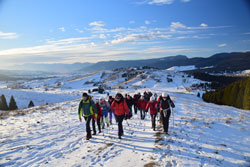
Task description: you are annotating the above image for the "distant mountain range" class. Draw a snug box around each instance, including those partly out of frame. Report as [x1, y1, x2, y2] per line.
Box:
[9, 51, 250, 73]
[81, 51, 250, 73]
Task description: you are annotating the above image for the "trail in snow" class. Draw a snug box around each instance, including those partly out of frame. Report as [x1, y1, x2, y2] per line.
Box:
[0, 92, 249, 167]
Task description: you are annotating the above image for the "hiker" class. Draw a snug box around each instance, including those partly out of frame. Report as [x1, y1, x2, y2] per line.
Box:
[92, 98, 102, 135]
[99, 98, 110, 129]
[146, 97, 158, 131]
[143, 91, 150, 101]
[133, 93, 141, 114]
[78, 92, 97, 140]
[137, 96, 148, 120]
[110, 93, 129, 139]
[108, 95, 115, 124]
[154, 93, 158, 101]
[125, 94, 134, 119]
[157, 93, 175, 134]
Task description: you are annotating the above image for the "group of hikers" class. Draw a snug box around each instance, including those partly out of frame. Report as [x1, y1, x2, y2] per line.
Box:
[78, 91, 175, 140]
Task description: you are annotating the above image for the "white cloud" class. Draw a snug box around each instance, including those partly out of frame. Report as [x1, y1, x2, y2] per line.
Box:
[89, 21, 106, 27]
[145, 20, 151, 25]
[148, 0, 174, 5]
[181, 0, 190, 2]
[200, 23, 208, 27]
[0, 31, 19, 39]
[59, 27, 65, 32]
[129, 20, 135, 24]
[111, 33, 155, 44]
[99, 34, 106, 39]
[75, 28, 84, 33]
[111, 32, 172, 44]
[170, 22, 187, 31]
[218, 43, 227, 47]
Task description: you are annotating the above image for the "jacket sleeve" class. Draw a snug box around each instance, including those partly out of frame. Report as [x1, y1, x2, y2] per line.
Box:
[78, 101, 82, 119]
[110, 101, 115, 111]
[123, 100, 129, 115]
[146, 102, 150, 110]
[170, 99, 175, 108]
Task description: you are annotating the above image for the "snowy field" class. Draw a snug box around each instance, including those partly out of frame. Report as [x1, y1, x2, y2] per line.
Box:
[0, 67, 249, 167]
[0, 88, 79, 109]
[0, 91, 249, 167]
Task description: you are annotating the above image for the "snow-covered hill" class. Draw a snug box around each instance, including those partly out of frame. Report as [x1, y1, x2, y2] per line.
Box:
[0, 67, 249, 167]
[0, 91, 249, 167]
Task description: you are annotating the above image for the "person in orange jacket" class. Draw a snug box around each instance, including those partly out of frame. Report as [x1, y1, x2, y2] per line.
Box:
[137, 96, 148, 120]
[110, 93, 129, 139]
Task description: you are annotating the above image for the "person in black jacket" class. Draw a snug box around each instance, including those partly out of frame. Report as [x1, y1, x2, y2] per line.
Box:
[157, 93, 175, 134]
[133, 93, 141, 114]
[125, 94, 134, 119]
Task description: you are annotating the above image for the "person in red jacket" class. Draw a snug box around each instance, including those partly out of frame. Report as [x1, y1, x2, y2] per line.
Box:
[137, 96, 148, 120]
[111, 93, 129, 139]
[146, 97, 158, 131]
[92, 98, 102, 135]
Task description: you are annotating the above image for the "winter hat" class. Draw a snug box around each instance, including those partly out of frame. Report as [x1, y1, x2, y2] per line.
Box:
[162, 92, 168, 97]
[82, 92, 88, 97]
[116, 93, 123, 99]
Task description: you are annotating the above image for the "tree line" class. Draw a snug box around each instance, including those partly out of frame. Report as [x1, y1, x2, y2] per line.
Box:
[202, 77, 250, 110]
[0, 95, 35, 111]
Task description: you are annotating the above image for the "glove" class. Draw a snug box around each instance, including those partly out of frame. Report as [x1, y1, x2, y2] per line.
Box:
[79, 118, 82, 122]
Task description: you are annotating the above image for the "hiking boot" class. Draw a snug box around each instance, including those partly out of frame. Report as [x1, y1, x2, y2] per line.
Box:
[86, 134, 91, 140]
[119, 136, 122, 139]
[93, 132, 96, 135]
[99, 130, 101, 133]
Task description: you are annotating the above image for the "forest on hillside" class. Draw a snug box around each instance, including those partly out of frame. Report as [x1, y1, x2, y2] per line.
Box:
[202, 77, 250, 110]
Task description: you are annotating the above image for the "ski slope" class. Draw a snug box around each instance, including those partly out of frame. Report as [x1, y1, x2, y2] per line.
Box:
[0, 90, 249, 167]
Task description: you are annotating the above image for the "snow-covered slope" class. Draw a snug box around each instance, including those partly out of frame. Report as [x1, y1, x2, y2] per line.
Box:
[0, 91, 249, 167]
[0, 67, 249, 167]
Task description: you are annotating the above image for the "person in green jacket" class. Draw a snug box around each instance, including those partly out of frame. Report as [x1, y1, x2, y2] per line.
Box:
[78, 92, 97, 140]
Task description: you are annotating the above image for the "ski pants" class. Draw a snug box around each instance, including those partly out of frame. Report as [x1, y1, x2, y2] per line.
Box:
[160, 109, 171, 133]
[109, 110, 116, 124]
[116, 114, 125, 137]
[140, 109, 147, 120]
[92, 117, 101, 133]
[84, 116, 92, 137]
[150, 113, 157, 130]
[134, 104, 138, 114]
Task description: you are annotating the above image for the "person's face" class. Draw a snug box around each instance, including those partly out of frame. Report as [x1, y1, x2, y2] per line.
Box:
[163, 97, 167, 100]
[82, 96, 87, 100]
[116, 98, 121, 102]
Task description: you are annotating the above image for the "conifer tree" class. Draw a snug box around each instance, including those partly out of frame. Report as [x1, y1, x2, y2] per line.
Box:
[28, 100, 34, 108]
[0, 94, 9, 111]
[9, 96, 18, 110]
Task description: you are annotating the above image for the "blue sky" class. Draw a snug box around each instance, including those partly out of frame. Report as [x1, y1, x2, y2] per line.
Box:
[0, 0, 249, 68]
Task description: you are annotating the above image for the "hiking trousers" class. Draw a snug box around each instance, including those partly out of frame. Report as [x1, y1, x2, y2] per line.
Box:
[160, 109, 171, 133]
[150, 113, 157, 130]
[92, 118, 101, 133]
[116, 114, 125, 137]
[84, 116, 92, 137]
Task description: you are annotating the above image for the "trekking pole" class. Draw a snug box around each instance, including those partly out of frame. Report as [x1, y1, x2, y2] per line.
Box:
[172, 108, 175, 129]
